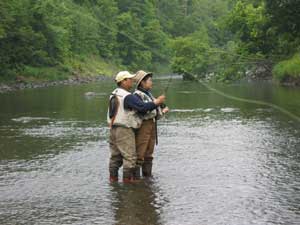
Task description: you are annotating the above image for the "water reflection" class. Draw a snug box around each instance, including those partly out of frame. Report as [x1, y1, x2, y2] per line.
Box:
[111, 180, 164, 225]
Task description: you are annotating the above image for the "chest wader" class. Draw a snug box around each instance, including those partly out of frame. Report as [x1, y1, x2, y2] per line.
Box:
[108, 89, 141, 183]
[133, 90, 159, 179]
[108, 94, 119, 182]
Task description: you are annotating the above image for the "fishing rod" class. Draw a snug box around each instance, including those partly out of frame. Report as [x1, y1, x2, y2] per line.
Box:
[162, 74, 174, 95]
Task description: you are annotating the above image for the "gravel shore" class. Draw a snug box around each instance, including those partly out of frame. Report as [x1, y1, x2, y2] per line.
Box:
[0, 75, 112, 93]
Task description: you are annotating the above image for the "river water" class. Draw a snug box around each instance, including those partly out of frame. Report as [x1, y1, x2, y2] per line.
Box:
[0, 77, 299, 225]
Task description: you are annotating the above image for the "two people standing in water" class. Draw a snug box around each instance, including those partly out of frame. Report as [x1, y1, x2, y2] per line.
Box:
[107, 70, 169, 183]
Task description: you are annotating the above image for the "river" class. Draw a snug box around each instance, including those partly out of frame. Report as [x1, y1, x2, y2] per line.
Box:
[0, 77, 299, 225]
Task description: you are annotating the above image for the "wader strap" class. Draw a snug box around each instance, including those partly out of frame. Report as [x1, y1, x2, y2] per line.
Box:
[147, 92, 158, 145]
[155, 117, 158, 145]
[109, 94, 119, 128]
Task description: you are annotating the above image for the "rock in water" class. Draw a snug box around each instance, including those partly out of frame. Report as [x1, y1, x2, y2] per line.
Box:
[84, 92, 97, 96]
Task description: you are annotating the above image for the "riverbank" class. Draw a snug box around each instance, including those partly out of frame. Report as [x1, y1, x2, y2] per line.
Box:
[273, 54, 300, 86]
[0, 52, 174, 94]
[0, 54, 119, 93]
[0, 75, 112, 93]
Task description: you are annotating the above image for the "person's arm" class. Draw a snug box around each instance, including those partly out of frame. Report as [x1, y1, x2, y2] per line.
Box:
[124, 94, 157, 113]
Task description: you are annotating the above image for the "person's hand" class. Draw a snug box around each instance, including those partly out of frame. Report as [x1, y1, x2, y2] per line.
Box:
[154, 95, 166, 105]
[162, 106, 169, 114]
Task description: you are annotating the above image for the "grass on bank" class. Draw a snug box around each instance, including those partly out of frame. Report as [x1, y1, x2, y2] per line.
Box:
[0, 54, 171, 84]
[0, 55, 121, 83]
[273, 53, 300, 83]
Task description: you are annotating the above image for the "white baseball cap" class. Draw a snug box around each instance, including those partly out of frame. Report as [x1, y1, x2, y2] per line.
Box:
[115, 71, 136, 83]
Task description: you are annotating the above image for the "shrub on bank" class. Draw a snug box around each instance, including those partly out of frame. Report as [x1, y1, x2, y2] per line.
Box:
[273, 54, 300, 84]
[18, 55, 118, 82]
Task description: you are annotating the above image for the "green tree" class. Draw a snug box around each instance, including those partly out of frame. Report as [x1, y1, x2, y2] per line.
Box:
[171, 28, 211, 78]
[33, 0, 73, 61]
[0, 0, 48, 77]
[90, 0, 119, 59]
[115, 12, 152, 71]
[225, 1, 274, 55]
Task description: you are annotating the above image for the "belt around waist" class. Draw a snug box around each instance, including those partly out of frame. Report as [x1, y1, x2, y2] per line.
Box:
[144, 118, 156, 122]
[111, 124, 136, 130]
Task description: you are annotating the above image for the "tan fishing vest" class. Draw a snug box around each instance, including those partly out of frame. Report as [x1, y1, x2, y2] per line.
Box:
[134, 89, 162, 120]
[107, 88, 142, 129]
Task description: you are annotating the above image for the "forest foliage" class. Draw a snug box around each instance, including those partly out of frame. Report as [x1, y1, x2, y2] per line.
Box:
[0, 0, 299, 84]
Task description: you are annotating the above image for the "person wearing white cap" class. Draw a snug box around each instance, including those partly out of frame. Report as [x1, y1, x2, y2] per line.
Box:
[107, 71, 166, 183]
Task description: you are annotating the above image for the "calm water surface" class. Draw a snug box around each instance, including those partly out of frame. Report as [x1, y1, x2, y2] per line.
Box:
[0, 77, 299, 225]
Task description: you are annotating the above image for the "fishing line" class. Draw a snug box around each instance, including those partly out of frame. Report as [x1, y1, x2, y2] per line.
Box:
[71, 8, 300, 122]
[186, 72, 300, 122]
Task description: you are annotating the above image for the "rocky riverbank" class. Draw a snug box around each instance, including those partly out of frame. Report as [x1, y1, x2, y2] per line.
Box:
[0, 75, 112, 94]
[279, 76, 300, 86]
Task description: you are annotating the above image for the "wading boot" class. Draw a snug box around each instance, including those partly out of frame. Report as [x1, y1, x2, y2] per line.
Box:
[142, 159, 153, 178]
[133, 166, 142, 181]
[109, 176, 118, 182]
[123, 169, 134, 183]
[109, 169, 118, 183]
[123, 168, 141, 183]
